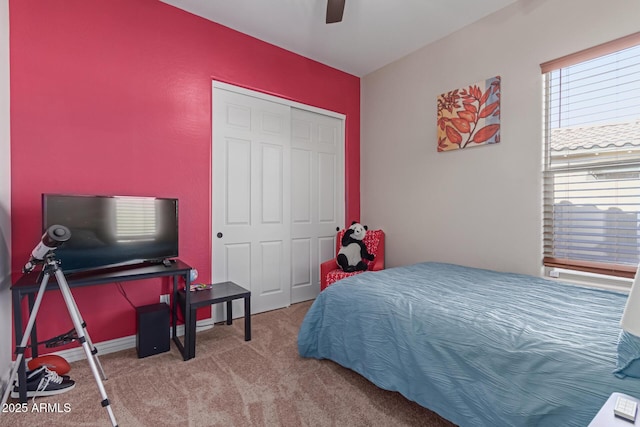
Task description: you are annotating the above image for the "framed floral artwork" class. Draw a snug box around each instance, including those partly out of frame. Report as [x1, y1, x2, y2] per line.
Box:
[437, 76, 501, 152]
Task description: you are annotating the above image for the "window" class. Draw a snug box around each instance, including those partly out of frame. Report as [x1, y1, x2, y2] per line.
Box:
[542, 33, 640, 278]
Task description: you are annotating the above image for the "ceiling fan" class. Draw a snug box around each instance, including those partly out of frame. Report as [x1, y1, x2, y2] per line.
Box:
[326, 0, 345, 24]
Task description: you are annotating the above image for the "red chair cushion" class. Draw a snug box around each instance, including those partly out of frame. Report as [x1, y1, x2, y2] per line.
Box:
[326, 270, 362, 287]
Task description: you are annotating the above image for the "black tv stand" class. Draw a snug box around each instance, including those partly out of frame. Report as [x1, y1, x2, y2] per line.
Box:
[11, 259, 194, 402]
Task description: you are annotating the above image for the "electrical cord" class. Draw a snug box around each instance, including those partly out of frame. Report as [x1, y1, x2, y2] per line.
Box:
[115, 282, 136, 309]
[115, 281, 185, 323]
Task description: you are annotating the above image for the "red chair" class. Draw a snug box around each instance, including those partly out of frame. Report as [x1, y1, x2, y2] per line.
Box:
[320, 229, 385, 291]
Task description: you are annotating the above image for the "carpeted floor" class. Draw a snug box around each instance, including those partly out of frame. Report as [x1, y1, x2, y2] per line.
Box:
[2, 301, 456, 426]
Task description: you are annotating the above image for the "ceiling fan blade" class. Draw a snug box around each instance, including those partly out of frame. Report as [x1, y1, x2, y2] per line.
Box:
[326, 0, 345, 24]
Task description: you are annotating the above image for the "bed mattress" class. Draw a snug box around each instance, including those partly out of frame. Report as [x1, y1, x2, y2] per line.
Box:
[298, 262, 640, 426]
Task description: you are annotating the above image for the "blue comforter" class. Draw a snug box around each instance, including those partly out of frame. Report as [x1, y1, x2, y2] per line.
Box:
[297, 262, 640, 426]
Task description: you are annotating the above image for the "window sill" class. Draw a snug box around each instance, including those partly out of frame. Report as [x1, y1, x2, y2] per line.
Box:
[546, 267, 632, 293]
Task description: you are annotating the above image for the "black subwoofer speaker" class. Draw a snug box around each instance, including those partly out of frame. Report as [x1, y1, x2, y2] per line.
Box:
[136, 303, 170, 358]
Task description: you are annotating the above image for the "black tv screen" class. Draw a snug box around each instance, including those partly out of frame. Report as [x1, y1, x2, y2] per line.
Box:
[42, 194, 178, 273]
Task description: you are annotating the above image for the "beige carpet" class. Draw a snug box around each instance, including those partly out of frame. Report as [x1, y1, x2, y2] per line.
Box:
[3, 301, 456, 426]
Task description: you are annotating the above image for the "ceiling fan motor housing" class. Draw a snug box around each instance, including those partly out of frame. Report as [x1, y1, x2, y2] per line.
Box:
[326, 0, 345, 24]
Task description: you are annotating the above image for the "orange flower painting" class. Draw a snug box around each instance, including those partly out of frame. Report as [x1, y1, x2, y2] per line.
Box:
[437, 76, 501, 152]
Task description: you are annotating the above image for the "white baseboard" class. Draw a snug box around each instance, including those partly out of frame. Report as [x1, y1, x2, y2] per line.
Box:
[40, 320, 214, 363]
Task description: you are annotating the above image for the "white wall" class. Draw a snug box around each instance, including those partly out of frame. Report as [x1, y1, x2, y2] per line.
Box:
[0, 0, 11, 392]
[361, 0, 640, 276]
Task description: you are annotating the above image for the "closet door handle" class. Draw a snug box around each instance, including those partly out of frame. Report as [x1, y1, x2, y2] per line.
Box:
[217, 232, 223, 238]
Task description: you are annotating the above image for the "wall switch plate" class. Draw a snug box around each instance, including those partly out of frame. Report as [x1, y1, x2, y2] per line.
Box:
[159, 294, 170, 305]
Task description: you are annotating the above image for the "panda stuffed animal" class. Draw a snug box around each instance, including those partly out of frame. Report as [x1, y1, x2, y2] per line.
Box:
[336, 221, 375, 272]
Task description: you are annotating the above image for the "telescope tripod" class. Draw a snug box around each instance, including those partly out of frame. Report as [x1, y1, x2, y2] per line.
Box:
[1, 255, 118, 426]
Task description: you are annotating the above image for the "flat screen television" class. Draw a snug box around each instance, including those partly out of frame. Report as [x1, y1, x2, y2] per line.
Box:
[42, 194, 179, 273]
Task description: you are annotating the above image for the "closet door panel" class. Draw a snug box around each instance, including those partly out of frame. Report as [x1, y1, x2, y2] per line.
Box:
[213, 87, 291, 315]
[290, 108, 344, 303]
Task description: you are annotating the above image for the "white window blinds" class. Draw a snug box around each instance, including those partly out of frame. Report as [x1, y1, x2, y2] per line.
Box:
[115, 197, 157, 241]
[542, 34, 640, 278]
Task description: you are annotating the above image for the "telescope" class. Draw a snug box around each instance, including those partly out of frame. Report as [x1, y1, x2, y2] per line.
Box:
[22, 225, 71, 274]
[3, 223, 119, 426]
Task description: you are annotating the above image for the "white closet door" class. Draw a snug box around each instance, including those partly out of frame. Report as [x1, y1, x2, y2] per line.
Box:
[212, 87, 291, 314]
[290, 108, 344, 303]
[212, 82, 345, 316]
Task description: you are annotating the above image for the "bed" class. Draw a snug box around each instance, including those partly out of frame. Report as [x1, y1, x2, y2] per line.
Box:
[297, 262, 640, 426]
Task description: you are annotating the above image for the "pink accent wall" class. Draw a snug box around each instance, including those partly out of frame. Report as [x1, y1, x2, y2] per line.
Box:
[9, 0, 360, 349]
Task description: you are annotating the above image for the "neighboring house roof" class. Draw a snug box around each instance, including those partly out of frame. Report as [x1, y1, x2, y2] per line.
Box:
[550, 120, 640, 152]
